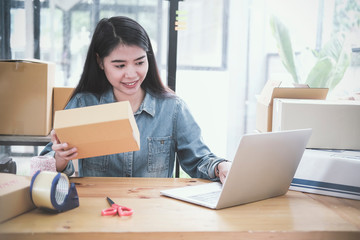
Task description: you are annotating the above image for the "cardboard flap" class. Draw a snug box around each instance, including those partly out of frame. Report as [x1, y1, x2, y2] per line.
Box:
[271, 88, 329, 105]
[258, 80, 329, 105]
[0, 59, 52, 65]
[256, 80, 329, 133]
[258, 80, 282, 104]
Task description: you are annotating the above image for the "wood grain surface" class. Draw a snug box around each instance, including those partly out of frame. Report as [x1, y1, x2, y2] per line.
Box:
[0, 177, 359, 240]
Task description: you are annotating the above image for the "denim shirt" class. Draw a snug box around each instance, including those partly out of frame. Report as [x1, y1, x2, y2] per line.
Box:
[40, 88, 224, 180]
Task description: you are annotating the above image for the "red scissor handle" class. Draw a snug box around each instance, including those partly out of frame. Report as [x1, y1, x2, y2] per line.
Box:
[101, 204, 134, 216]
[117, 205, 134, 216]
[101, 206, 118, 216]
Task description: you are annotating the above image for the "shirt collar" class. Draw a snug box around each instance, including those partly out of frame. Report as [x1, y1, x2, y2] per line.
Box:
[135, 90, 156, 117]
[99, 88, 115, 104]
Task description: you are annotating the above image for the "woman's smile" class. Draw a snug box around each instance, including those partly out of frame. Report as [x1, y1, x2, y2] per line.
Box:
[122, 80, 139, 88]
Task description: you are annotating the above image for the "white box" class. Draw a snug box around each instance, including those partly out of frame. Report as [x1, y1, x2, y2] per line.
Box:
[272, 99, 360, 150]
[290, 149, 360, 200]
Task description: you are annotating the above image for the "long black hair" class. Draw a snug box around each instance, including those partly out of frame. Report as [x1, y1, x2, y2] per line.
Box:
[70, 16, 172, 101]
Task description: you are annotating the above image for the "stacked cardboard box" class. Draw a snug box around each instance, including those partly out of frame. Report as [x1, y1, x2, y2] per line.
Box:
[0, 60, 55, 136]
[271, 98, 360, 200]
[0, 60, 78, 135]
[256, 80, 360, 200]
[256, 80, 328, 132]
[53, 87, 74, 126]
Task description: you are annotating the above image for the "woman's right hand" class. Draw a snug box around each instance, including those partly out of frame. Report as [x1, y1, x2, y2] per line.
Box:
[50, 129, 78, 171]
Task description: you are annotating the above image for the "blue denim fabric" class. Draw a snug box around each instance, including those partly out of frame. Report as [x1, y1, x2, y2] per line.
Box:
[40, 88, 224, 180]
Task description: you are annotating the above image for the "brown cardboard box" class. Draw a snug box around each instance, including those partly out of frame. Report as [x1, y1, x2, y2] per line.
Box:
[53, 87, 74, 126]
[0, 60, 55, 136]
[272, 99, 360, 150]
[256, 80, 329, 132]
[53, 87, 74, 112]
[54, 101, 140, 159]
[0, 173, 35, 223]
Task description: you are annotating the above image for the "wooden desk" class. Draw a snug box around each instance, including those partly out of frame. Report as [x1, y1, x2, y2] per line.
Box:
[0, 177, 359, 240]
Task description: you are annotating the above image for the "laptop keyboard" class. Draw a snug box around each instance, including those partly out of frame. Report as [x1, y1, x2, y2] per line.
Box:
[188, 190, 221, 205]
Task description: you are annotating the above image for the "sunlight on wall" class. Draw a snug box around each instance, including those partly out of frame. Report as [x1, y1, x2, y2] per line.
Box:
[176, 70, 229, 158]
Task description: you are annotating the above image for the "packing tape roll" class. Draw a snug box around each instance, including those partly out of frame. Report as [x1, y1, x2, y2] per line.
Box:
[30, 170, 79, 212]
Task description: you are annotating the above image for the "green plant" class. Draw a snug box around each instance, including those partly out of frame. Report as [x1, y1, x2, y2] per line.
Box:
[270, 15, 351, 91]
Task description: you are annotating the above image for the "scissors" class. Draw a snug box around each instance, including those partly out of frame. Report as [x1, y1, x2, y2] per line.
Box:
[101, 197, 134, 217]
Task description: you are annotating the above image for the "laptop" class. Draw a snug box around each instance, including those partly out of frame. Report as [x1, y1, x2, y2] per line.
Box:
[160, 129, 312, 209]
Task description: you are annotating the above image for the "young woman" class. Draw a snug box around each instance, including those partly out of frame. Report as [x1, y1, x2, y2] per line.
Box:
[41, 16, 230, 183]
